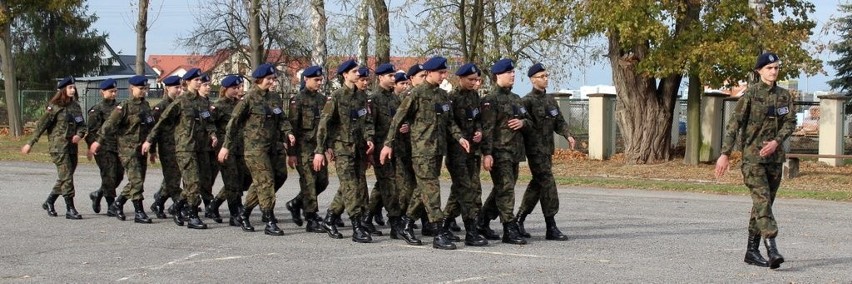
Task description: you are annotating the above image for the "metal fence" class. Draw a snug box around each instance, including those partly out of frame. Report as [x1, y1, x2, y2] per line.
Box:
[0, 90, 55, 127]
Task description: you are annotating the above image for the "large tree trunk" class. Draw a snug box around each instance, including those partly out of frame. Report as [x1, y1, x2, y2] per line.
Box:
[357, 0, 369, 65]
[248, 0, 262, 68]
[684, 74, 702, 164]
[370, 0, 389, 65]
[310, 0, 327, 68]
[0, 1, 22, 137]
[135, 0, 148, 76]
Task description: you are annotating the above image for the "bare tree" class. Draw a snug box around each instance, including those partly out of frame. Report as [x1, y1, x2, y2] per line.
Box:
[0, 0, 22, 136]
[370, 0, 389, 64]
[309, 0, 327, 69]
[249, 0, 262, 68]
[357, 0, 369, 65]
[135, 0, 148, 75]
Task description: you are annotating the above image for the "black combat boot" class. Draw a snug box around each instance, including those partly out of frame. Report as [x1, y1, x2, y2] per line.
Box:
[240, 206, 255, 232]
[105, 196, 116, 217]
[42, 194, 59, 217]
[432, 221, 457, 250]
[764, 238, 785, 269]
[171, 199, 186, 226]
[420, 216, 435, 236]
[149, 191, 168, 219]
[544, 216, 569, 241]
[502, 222, 527, 245]
[202, 197, 213, 219]
[373, 211, 386, 226]
[441, 218, 461, 242]
[304, 212, 326, 233]
[463, 219, 488, 247]
[206, 197, 224, 223]
[322, 211, 343, 239]
[263, 210, 284, 236]
[447, 217, 461, 232]
[477, 215, 500, 240]
[744, 234, 769, 267]
[89, 190, 103, 214]
[362, 214, 382, 236]
[186, 205, 208, 229]
[351, 215, 372, 243]
[336, 215, 346, 227]
[388, 216, 400, 239]
[398, 215, 422, 245]
[516, 212, 531, 238]
[64, 196, 82, 219]
[132, 200, 152, 224]
[285, 197, 303, 227]
[113, 196, 128, 221]
[227, 198, 241, 227]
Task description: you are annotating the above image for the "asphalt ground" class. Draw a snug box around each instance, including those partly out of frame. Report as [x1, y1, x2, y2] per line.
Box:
[0, 161, 850, 283]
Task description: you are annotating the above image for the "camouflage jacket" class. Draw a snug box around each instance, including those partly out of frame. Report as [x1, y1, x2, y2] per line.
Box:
[315, 84, 375, 156]
[199, 96, 215, 152]
[392, 91, 413, 159]
[151, 95, 177, 150]
[223, 86, 293, 155]
[85, 98, 118, 153]
[98, 97, 155, 155]
[287, 89, 326, 157]
[521, 88, 572, 156]
[369, 86, 401, 144]
[481, 85, 532, 162]
[212, 96, 241, 154]
[29, 101, 87, 153]
[146, 90, 216, 153]
[721, 81, 797, 163]
[448, 88, 482, 156]
[384, 82, 463, 157]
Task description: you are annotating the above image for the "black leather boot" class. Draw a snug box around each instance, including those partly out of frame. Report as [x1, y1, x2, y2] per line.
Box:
[373, 211, 386, 226]
[544, 216, 568, 241]
[42, 194, 59, 217]
[167, 203, 176, 216]
[463, 219, 488, 247]
[202, 197, 213, 219]
[172, 199, 186, 226]
[285, 197, 303, 227]
[132, 200, 152, 224]
[64, 196, 82, 219]
[398, 215, 422, 245]
[113, 196, 128, 221]
[351, 215, 372, 243]
[322, 211, 343, 239]
[764, 238, 785, 269]
[420, 216, 435, 236]
[207, 198, 224, 223]
[744, 234, 769, 267]
[105, 196, 116, 217]
[89, 190, 103, 213]
[388, 216, 400, 239]
[227, 198, 241, 227]
[441, 218, 461, 242]
[502, 222, 527, 245]
[240, 206, 255, 232]
[517, 212, 531, 238]
[336, 215, 346, 227]
[477, 215, 500, 240]
[432, 221, 457, 250]
[150, 191, 168, 219]
[305, 212, 326, 233]
[448, 217, 461, 232]
[186, 205, 208, 229]
[362, 214, 382, 236]
[263, 209, 284, 236]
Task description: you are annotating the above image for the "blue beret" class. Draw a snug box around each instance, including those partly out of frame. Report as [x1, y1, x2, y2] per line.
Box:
[422, 56, 448, 71]
[455, 63, 480, 77]
[755, 52, 780, 70]
[128, 75, 148, 87]
[99, 78, 117, 90]
[182, 68, 202, 80]
[375, 63, 396, 75]
[252, 63, 277, 79]
[303, 66, 323, 78]
[406, 64, 423, 77]
[491, 58, 515, 75]
[337, 59, 358, 75]
[527, 63, 545, 77]
[162, 75, 181, 86]
[221, 75, 243, 88]
[357, 67, 370, 78]
[394, 72, 409, 83]
[200, 74, 210, 83]
[56, 76, 75, 89]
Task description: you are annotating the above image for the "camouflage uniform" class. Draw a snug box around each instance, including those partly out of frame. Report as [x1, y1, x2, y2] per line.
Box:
[393, 92, 418, 215]
[99, 97, 155, 201]
[212, 96, 251, 203]
[30, 101, 87, 198]
[518, 88, 572, 217]
[315, 84, 374, 217]
[443, 88, 483, 221]
[721, 81, 796, 238]
[151, 96, 182, 201]
[199, 97, 217, 204]
[367, 86, 402, 218]
[86, 98, 124, 201]
[287, 88, 329, 215]
[480, 86, 532, 224]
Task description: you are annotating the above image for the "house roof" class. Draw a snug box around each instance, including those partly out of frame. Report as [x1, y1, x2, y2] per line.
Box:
[147, 50, 232, 81]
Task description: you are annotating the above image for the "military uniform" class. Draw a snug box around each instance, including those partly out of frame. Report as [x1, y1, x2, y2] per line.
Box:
[443, 87, 483, 222]
[368, 86, 402, 221]
[211, 95, 251, 225]
[286, 88, 329, 228]
[149, 95, 182, 217]
[199, 96, 219, 220]
[86, 98, 124, 214]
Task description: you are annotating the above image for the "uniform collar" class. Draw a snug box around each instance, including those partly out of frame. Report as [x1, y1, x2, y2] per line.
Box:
[530, 88, 546, 96]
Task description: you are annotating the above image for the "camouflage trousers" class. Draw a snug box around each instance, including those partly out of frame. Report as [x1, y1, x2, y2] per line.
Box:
[329, 153, 368, 217]
[368, 148, 401, 218]
[741, 162, 782, 238]
[156, 146, 182, 201]
[394, 152, 419, 215]
[215, 154, 251, 203]
[294, 153, 329, 214]
[518, 154, 560, 217]
[118, 149, 147, 201]
[408, 155, 445, 223]
[244, 150, 287, 211]
[481, 154, 519, 223]
[94, 150, 123, 199]
[201, 151, 217, 202]
[177, 151, 211, 207]
[443, 152, 482, 221]
[49, 148, 78, 198]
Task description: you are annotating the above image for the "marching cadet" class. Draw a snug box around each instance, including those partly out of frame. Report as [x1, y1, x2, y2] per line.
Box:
[209, 74, 252, 227]
[390, 70, 423, 240]
[517, 63, 573, 241]
[479, 58, 531, 245]
[218, 63, 295, 236]
[142, 68, 218, 229]
[86, 78, 124, 217]
[149, 75, 182, 220]
[403, 64, 433, 236]
[197, 74, 220, 223]
[284, 66, 330, 233]
[312, 60, 375, 243]
[379, 56, 471, 250]
[90, 75, 155, 224]
[22, 76, 86, 220]
[715, 52, 794, 270]
[365, 63, 403, 237]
